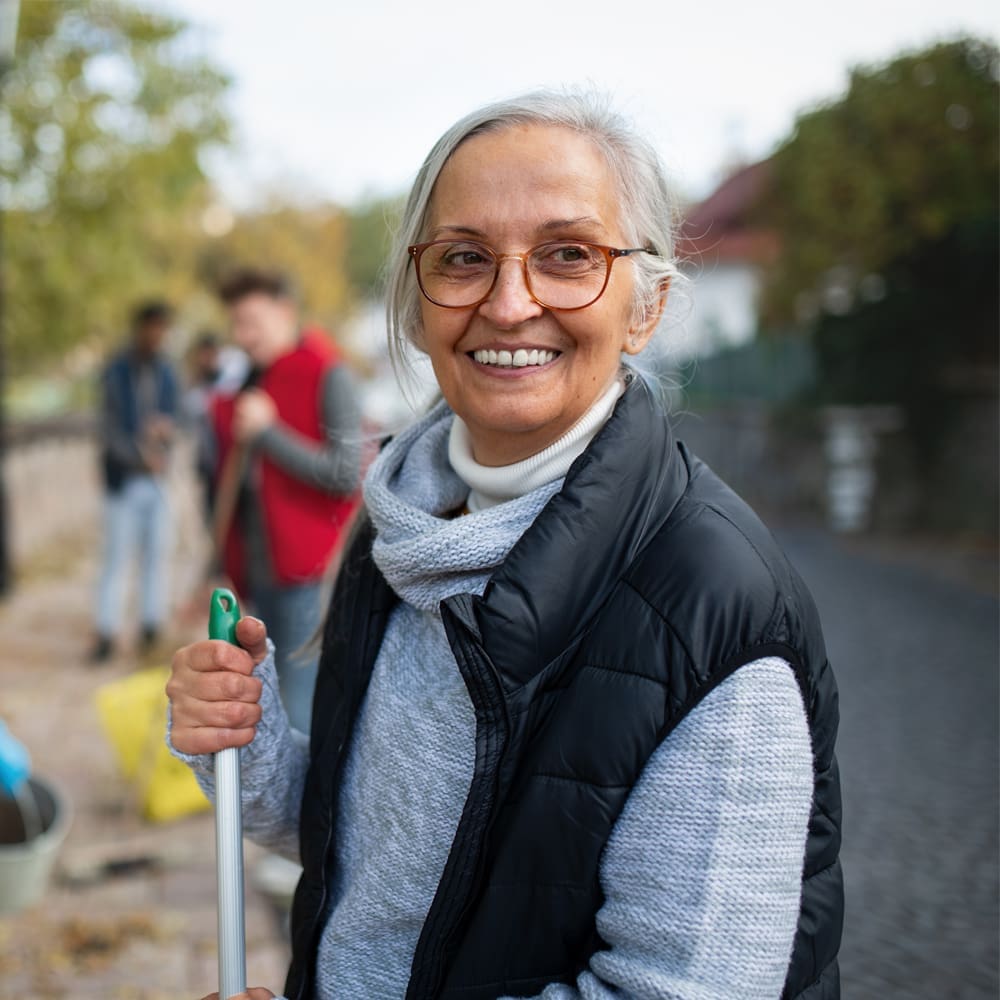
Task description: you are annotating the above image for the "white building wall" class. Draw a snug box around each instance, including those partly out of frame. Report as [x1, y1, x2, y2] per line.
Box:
[678, 262, 761, 360]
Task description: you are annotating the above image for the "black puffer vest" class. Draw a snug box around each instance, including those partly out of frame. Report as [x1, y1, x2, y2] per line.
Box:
[286, 378, 843, 1000]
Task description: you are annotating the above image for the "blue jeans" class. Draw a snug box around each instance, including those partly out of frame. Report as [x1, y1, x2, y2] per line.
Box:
[95, 475, 171, 637]
[250, 580, 323, 735]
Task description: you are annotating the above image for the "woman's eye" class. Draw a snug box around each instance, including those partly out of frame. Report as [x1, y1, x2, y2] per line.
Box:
[439, 244, 490, 269]
[535, 243, 597, 270]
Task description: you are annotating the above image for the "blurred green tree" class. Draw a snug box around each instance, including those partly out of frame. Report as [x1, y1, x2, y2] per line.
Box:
[760, 36, 998, 333]
[197, 201, 353, 334]
[1, 1, 230, 371]
[758, 37, 998, 531]
[343, 195, 404, 298]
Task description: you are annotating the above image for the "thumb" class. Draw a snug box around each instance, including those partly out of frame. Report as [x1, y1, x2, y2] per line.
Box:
[235, 615, 269, 666]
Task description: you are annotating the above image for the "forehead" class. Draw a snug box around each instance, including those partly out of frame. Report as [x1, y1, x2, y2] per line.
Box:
[427, 124, 623, 239]
[230, 292, 286, 316]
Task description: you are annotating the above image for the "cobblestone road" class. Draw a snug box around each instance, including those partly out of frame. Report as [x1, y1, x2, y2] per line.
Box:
[778, 526, 998, 999]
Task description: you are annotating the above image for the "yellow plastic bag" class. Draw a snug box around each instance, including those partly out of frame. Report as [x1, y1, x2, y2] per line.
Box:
[94, 666, 210, 823]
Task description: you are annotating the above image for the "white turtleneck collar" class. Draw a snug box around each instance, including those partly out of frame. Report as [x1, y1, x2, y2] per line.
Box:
[448, 376, 626, 512]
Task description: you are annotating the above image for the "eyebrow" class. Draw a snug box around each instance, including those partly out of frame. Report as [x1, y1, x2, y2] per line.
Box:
[539, 216, 604, 233]
[428, 225, 488, 240]
[428, 217, 606, 241]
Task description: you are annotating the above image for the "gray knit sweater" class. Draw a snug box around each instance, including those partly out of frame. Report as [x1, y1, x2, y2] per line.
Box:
[172, 399, 813, 1000]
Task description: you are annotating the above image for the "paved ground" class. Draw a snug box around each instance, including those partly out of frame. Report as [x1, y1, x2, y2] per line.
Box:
[0, 476, 995, 998]
[778, 524, 998, 999]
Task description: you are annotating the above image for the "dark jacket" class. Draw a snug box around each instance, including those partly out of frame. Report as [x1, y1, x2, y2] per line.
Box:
[100, 348, 178, 492]
[287, 376, 843, 1000]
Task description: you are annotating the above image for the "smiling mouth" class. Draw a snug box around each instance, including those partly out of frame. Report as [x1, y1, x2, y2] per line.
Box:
[471, 348, 559, 368]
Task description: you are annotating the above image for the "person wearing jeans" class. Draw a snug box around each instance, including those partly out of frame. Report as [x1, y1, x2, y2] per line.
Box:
[92, 300, 179, 663]
[95, 475, 171, 647]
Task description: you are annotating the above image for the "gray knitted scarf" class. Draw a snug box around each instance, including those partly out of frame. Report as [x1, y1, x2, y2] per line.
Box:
[362, 400, 564, 611]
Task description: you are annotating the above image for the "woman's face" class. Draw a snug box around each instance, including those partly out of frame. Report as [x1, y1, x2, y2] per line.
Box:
[418, 124, 661, 466]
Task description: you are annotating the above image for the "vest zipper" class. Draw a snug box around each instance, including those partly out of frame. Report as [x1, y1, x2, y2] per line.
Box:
[406, 595, 510, 1000]
[293, 547, 386, 1000]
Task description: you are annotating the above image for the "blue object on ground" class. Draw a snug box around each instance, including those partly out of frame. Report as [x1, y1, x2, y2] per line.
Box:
[0, 720, 30, 797]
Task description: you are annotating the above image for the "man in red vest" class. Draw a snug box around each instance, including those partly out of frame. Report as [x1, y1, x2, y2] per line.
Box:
[211, 268, 361, 733]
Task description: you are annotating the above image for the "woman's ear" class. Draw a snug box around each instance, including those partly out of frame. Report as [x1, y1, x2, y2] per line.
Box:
[623, 277, 670, 356]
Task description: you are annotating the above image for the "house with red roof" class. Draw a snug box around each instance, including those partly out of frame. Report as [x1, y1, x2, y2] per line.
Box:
[675, 160, 777, 358]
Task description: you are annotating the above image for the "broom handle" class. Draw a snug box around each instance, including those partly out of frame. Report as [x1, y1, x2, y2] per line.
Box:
[211, 444, 247, 572]
[209, 588, 246, 999]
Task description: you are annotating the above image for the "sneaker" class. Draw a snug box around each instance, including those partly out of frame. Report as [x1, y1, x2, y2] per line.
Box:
[89, 635, 114, 664]
[139, 625, 159, 655]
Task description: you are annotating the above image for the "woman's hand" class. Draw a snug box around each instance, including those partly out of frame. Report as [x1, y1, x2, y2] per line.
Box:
[168, 617, 269, 755]
[198, 990, 276, 1000]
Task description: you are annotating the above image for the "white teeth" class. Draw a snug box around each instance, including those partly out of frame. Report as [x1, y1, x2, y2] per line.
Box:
[473, 349, 557, 368]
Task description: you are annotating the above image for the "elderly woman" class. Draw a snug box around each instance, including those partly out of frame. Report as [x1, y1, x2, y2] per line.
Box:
[170, 91, 843, 1000]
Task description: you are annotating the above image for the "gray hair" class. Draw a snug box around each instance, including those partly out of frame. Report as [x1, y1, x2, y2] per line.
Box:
[385, 89, 683, 383]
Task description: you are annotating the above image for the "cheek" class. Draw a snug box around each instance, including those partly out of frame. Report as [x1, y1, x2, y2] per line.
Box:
[418, 305, 468, 357]
[573, 315, 630, 363]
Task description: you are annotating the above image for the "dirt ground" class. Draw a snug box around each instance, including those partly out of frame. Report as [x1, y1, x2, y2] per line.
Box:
[0, 483, 291, 998]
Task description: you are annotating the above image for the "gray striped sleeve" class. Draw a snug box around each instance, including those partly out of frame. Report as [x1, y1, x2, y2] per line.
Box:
[254, 363, 362, 494]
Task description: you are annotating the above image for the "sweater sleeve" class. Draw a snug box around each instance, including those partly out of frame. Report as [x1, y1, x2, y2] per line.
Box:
[166, 642, 309, 861]
[504, 657, 814, 1000]
[254, 363, 362, 494]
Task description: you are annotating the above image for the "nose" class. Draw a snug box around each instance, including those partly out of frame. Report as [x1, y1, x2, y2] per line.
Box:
[477, 256, 544, 328]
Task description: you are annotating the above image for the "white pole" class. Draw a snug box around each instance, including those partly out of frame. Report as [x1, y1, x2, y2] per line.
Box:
[215, 746, 246, 998]
[209, 588, 247, 999]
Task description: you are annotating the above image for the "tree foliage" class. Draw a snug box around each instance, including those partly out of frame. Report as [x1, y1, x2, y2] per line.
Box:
[756, 37, 998, 530]
[197, 202, 353, 334]
[759, 37, 998, 328]
[1, 0, 230, 372]
[343, 195, 405, 298]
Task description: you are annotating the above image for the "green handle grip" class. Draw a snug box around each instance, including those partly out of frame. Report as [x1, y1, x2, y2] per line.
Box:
[208, 588, 241, 645]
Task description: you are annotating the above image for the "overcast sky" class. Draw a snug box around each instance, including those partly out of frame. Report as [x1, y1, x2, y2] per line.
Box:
[153, 0, 999, 209]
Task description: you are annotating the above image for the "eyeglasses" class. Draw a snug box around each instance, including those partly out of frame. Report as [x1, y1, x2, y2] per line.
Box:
[407, 240, 657, 311]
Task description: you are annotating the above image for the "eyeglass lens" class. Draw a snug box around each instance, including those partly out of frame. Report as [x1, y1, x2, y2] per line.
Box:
[418, 242, 610, 309]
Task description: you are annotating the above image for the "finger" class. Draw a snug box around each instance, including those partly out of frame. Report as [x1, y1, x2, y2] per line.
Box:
[235, 616, 269, 665]
[171, 720, 257, 756]
[167, 668, 262, 713]
[172, 639, 257, 678]
[168, 687, 261, 754]
[173, 674, 263, 729]
[197, 986, 274, 1000]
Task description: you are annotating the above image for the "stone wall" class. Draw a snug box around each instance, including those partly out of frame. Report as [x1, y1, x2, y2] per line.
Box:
[5, 419, 102, 569]
[3, 418, 206, 579]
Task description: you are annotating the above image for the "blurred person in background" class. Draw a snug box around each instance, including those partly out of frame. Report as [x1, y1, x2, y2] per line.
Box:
[181, 330, 249, 524]
[171, 93, 842, 1000]
[91, 300, 179, 663]
[209, 268, 362, 735]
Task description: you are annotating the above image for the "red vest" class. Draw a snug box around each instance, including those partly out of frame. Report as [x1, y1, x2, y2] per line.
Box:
[212, 328, 359, 594]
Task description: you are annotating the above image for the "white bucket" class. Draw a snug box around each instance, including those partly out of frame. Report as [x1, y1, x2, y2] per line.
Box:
[0, 777, 72, 915]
